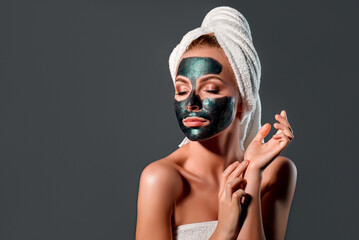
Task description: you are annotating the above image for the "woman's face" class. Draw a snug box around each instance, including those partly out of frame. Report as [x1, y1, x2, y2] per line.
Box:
[174, 47, 240, 141]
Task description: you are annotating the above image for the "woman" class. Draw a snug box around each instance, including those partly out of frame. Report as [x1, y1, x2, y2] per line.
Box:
[136, 6, 296, 240]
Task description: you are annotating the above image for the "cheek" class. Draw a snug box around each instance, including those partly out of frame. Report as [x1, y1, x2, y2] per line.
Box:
[173, 100, 187, 117]
[203, 97, 236, 121]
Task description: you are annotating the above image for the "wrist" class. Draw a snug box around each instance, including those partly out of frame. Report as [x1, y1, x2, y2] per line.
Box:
[245, 162, 263, 176]
[244, 169, 262, 187]
[243, 167, 263, 195]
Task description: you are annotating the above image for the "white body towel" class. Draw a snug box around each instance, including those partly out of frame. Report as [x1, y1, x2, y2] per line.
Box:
[169, 6, 262, 150]
[172, 220, 218, 240]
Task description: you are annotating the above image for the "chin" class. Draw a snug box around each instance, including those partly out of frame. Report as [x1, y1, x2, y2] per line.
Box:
[185, 131, 223, 142]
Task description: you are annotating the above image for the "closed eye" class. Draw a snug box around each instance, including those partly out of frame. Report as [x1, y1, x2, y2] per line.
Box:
[206, 90, 220, 94]
[176, 91, 189, 95]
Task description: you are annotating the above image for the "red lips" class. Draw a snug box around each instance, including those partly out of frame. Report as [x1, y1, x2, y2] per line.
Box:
[182, 117, 210, 127]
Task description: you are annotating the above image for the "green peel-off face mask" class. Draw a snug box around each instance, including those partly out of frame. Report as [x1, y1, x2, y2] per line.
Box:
[174, 57, 236, 141]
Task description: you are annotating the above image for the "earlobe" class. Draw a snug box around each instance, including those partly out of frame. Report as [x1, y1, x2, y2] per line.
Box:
[235, 101, 242, 119]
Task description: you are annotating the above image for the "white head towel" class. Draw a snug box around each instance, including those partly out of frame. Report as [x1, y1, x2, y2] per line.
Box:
[169, 6, 262, 150]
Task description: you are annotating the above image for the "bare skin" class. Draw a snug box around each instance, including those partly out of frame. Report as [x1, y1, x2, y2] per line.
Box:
[136, 47, 297, 240]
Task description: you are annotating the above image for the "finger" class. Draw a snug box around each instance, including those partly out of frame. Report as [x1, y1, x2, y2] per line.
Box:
[237, 178, 247, 190]
[253, 123, 271, 142]
[232, 189, 246, 202]
[275, 112, 293, 133]
[222, 161, 240, 178]
[273, 123, 294, 140]
[275, 114, 291, 127]
[272, 132, 291, 145]
[275, 114, 292, 129]
[273, 133, 282, 140]
[226, 178, 247, 200]
[226, 178, 242, 200]
[220, 161, 240, 191]
[227, 160, 249, 181]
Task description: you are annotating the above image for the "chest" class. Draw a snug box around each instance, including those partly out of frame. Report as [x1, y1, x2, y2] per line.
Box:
[173, 177, 219, 226]
[172, 172, 270, 227]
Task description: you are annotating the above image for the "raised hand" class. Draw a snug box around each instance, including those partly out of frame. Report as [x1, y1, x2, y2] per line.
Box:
[244, 110, 294, 171]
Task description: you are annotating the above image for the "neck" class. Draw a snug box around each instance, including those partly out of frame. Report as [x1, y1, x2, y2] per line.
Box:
[183, 119, 244, 182]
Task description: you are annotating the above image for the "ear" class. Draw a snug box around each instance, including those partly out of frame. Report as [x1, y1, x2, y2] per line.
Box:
[235, 100, 242, 119]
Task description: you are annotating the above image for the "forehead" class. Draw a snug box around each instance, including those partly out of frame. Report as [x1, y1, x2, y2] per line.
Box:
[178, 47, 230, 67]
[177, 57, 222, 80]
[176, 47, 236, 83]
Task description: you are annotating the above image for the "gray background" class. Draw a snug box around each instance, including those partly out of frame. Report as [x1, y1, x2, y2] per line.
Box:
[0, 0, 358, 239]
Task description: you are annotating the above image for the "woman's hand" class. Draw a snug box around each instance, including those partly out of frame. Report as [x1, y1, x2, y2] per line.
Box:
[244, 110, 294, 171]
[211, 160, 248, 240]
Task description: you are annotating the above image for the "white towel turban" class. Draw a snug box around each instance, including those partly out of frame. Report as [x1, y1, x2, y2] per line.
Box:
[169, 6, 262, 150]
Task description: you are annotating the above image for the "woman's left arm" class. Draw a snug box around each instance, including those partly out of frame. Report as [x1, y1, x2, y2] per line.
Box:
[261, 156, 297, 240]
[237, 157, 296, 240]
[236, 110, 296, 240]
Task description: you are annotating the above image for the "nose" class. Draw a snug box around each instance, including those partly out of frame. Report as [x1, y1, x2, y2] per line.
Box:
[186, 105, 200, 112]
[185, 91, 202, 112]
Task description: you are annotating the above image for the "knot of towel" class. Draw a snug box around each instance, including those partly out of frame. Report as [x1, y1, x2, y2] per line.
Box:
[169, 6, 262, 150]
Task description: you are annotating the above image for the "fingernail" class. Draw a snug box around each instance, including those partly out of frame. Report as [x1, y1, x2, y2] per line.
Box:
[241, 160, 249, 166]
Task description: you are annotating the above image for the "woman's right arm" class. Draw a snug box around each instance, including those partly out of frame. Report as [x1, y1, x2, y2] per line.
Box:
[136, 162, 182, 240]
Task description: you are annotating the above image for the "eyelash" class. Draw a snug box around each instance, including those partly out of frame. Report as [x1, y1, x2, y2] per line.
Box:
[176, 91, 189, 95]
[206, 89, 220, 94]
[175, 90, 220, 95]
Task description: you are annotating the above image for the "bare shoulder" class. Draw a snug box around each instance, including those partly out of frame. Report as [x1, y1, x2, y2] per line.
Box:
[262, 156, 297, 197]
[139, 159, 183, 199]
[136, 158, 183, 239]
[265, 156, 297, 177]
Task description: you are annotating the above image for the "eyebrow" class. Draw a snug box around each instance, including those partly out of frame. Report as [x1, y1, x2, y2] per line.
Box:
[175, 77, 190, 84]
[197, 75, 225, 83]
[175, 75, 224, 84]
